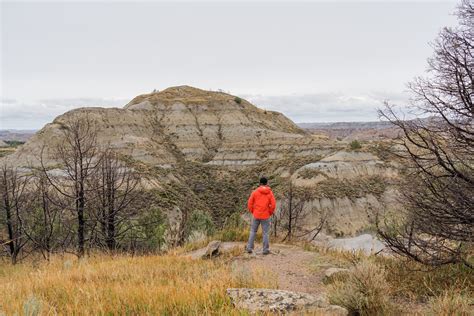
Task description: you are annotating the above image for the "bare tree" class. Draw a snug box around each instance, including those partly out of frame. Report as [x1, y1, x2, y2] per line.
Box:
[377, 1, 473, 267]
[90, 148, 141, 251]
[41, 113, 100, 257]
[0, 165, 30, 264]
[22, 171, 70, 261]
[276, 182, 326, 242]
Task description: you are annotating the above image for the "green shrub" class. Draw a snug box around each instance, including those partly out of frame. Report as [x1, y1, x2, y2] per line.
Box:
[234, 97, 242, 104]
[350, 140, 362, 150]
[4, 140, 25, 147]
[129, 207, 167, 252]
[219, 228, 247, 242]
[187, 210, 216, 237]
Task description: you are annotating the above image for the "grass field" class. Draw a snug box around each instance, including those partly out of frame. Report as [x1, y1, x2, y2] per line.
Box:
[1, 238, 472, 315]
[0, 252, 274, 315]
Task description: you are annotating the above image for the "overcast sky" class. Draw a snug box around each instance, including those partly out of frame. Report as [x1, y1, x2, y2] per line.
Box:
[1, 0, 459, 129]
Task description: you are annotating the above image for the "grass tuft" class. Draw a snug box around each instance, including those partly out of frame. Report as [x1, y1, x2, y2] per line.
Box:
[428, 290, 473, 315]
[327, 260, 395, 315]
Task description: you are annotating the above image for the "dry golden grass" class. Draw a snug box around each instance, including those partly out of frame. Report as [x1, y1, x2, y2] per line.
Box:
[327, 260, 395, 315]
[428, 290, 473, 315]
[315, 247, 473, 314]
[0, 253, 275, 315]
[372, 256, 474, 302]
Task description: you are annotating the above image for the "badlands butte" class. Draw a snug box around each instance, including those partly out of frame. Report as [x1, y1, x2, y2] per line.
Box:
[4, 86, 399, 238]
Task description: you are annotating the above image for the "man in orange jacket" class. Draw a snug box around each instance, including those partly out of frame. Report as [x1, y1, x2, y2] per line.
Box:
[246, 177, 276, 255]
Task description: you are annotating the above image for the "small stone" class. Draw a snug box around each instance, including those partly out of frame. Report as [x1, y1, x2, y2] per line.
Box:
[202, 240, 221, 259]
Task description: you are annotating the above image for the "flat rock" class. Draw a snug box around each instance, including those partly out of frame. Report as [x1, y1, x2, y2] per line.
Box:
[226, 288, 348, 315]
[185, 241, 242, 259]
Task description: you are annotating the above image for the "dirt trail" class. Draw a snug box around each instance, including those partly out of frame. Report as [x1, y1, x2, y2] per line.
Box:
[188, 242, 328, 294]
[233, 243, 326, 294]
[186, 241, 429, 315]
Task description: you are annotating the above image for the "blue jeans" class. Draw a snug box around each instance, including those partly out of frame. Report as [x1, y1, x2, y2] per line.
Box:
[246, 217, 270, 253]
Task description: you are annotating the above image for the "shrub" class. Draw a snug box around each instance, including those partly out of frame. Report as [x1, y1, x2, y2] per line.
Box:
[119, 206, 167, 253]
[186, 210, 216, 238]
[234, 97, 242, 104]
[328, 260, 395, 315]
[375, 256, 474, 300]
[215, 227, 252, 242]
[4, 140, 25, 147]
[350, 140, 362, 150]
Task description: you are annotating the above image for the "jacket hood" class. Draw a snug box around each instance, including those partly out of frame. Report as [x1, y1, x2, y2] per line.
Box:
[257, 185, 271, 195]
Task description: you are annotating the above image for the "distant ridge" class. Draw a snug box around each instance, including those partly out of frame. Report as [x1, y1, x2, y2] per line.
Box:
[298, 121, 394, 130]
[298, 121, 400, 141]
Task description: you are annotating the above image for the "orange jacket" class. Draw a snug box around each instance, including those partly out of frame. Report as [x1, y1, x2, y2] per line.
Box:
[247, 185, 276, 220]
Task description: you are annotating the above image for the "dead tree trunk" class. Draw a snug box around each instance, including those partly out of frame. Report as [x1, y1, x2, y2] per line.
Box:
[91, 148, 140, 251]
[40, 114, 99, 258]
[0, 165, 29, 264]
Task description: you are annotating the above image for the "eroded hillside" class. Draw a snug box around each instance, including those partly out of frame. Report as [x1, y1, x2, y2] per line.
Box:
[1, 86, 399, 238]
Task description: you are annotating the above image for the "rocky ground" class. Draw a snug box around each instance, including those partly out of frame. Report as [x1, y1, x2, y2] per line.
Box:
[184, 238, 435, 315]
[187, 241, 348, 314]
[188, 242, 327, 294]
[185, 237, 394, 315]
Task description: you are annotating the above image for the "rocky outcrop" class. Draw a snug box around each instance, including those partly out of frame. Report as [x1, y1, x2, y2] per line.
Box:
[6, 86, 326, 168]
[226, 288, 348, 315]
[293, 151, 397, 186]
[288, 150, 400, 236]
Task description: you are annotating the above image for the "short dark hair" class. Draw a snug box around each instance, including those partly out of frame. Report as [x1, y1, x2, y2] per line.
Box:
[259, 177, 268, 185]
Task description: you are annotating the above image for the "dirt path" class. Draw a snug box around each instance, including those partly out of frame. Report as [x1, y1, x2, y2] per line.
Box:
[185, 241, 430, 315]
[233, 243, 327, 294]
[187, 242, 328, 294]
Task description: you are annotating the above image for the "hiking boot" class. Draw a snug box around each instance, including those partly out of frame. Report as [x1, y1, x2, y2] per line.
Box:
[262, 251, 270, 255]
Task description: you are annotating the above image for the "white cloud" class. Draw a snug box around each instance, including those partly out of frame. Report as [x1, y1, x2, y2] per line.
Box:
[0, 98, 129, 130]
[245, 91, 410, 123]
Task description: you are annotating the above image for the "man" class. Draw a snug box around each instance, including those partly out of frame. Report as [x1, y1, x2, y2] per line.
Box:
[246, 177, 276, 255]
